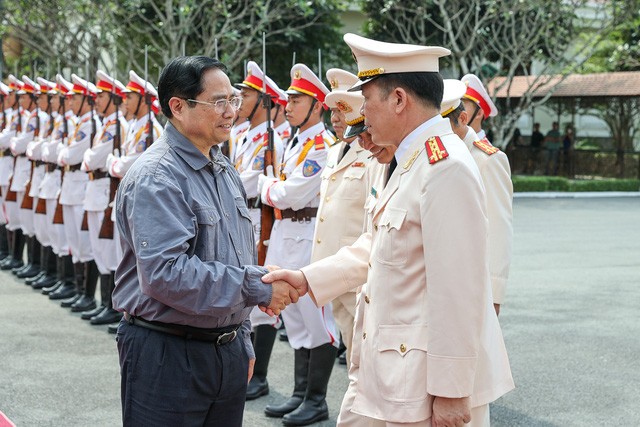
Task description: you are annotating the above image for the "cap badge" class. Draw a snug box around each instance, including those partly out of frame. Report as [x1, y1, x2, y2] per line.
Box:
[294, 70, 302, 79]
[335, 100, 352, 113]
[330, 79, 338, 89]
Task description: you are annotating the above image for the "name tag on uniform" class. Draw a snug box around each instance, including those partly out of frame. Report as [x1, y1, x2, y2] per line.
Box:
[352, 162, 365, 168]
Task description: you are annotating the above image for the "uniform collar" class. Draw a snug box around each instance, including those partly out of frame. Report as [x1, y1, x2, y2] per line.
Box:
[463, 126, 479, 150]
[476, 128, 486, 140]
[394, 114, 443, 164]
[296, 121, 325, 144]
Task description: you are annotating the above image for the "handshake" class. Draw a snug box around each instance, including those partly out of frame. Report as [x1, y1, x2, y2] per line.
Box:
[258, 266, 311, 316]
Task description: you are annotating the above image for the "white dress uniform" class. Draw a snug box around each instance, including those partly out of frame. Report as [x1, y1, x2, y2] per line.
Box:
[58, 109, 101, 263]
[25, 111, 51, 245]
[275, 121, 292, 147]
[9, 108, 47, 235]
[463, 127, 513, 304]
[261, 121, 339, 350]
[0, 107, 19, 224]
[303, 117, 515, 426]
[228, 119, 250, 164]
[40, 109, 76, 255]
[82, 110, 128, 274]
[234, 121, 284, 329]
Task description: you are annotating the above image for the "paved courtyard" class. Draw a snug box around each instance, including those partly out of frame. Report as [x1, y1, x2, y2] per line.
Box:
[1, 196, 639, 426]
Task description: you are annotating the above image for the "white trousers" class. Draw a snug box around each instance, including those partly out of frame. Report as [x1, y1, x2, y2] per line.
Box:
[4, 193, 22, 231]
[87, 211, 117, 274]
[33, 204, 50, 247]
[45, 199, 68, 256]
[18, 192, 35, 236]
[62, 205, 92, 264]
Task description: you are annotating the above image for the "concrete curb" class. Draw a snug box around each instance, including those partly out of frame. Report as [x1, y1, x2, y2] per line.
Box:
[514, 191, 640, 198]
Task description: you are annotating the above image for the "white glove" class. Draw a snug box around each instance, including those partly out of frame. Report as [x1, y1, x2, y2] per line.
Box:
[258, 165, 278, 204]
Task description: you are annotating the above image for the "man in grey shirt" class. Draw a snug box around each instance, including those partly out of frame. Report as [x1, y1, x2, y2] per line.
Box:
[112, 56, 296, 426]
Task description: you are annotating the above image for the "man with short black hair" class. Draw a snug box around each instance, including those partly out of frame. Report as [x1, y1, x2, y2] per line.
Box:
[112, 55, 297, 426]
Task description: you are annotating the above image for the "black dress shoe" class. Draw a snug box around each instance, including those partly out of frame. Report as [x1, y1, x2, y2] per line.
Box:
[12, 263, 29, 275]
[60, 293, 82, 307]
[279, 330, 289, 342]
[282, 400, 329, 426]
[246, 376, 269, 401]
[264, 396, 303, 418]
[31, 275, 58, 290]
[81, 304, 106, 320]
[107, 323, 119, 334]
[17, 265, 42, 279]
[25, 271, 46, 285]
[48, 283, 76, 300]
[1, 258, 23, 271]
[338, 352, 347, 365]
[42, 280, 65, 295]
[70, 296, 97, 313]
[90, 308, 123, 325]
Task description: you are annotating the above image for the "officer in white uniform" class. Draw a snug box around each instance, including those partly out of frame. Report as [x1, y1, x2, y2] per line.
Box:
[52, 74, 100, 313]
[39, 75, 77, 296]
[233, 60, 285, 401]
[258, 63, 338, 426]
[79, 70, 129, 325]
[0, 79, 19, 264]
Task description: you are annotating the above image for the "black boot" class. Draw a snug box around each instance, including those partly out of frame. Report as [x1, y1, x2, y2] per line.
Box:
[60, 262, 85, 306]
[265, 347, 310, 418]
[43, 255, 70, 295]
[1, 228, 24, 270]
[282, 343, 337, 426]
[31, 246, 58, 289]
[82, 273, 108, 320]
[90, 271, 122, 325]
[17, 236, 42, 278]
[71, 260, 98, 312]
[0, 224, 9, 261]
[26, 243, 48, 285]
[13, 234, 32, 275]
[246, 324, 278, 400]
[0, 229, 15, 267]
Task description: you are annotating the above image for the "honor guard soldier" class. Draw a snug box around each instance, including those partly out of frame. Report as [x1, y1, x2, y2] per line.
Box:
[40, 75, 77, 297]
[233, 60, 285, 401]
[258, 63, 339, 426]
[79, 70, 128, 325]
[7, 76, 48, 277]
[0, 80, 18, 262]
[264, 33, 515, 427]
[23, 77, 56, 287]
[442, 78, 513, 316]
[227, 93, 251, 163]
[314, 68, 373, 370]
[50, 74, 101, 313]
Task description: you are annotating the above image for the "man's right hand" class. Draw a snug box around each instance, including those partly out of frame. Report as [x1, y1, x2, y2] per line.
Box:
[262, 269, 310, 299]
[265, 279, 297, 316]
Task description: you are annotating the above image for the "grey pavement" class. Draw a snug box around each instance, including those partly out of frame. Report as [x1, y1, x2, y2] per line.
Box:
[1, 197, 639, 426]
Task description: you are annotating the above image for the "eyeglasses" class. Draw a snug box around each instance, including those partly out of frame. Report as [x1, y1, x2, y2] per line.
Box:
[186, 96, 242, 113]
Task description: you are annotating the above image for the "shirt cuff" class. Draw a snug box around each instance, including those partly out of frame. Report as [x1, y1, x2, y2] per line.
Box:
[244, 266, 272, 307]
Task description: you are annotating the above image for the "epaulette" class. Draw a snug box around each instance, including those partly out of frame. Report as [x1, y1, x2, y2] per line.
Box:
[314, 133, 325, 151]
[473, 138, 499, 155]
[425, 136, 449, 164]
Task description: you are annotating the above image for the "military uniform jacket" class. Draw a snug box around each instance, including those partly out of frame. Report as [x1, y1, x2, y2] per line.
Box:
[228, 119, 250, 164]
[464, 127, 513, 304]
[106, 114, 162, 179]
[58, 111, 101, 205]
[10, 109, 49, 191]
[310, 140, 372, 268]
[0, 108, 19, 186]
[301, 117, 514, 423]
[234, 121, 284, 200]
[39, 111, 77, 200]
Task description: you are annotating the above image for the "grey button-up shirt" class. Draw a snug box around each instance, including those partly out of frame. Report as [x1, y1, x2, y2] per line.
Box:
[112, 121, 272, 358]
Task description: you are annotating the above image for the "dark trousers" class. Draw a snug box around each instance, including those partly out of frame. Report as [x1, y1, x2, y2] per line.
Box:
[116, 319, 249, 427]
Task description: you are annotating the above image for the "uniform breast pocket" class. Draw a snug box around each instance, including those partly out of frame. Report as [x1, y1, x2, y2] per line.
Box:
[194, 207, 222, 262]
[233, 197, 255, 258]
[374, 207, 407, 266]
[340, 167, 366, 200]
[375, 324, 429, 402]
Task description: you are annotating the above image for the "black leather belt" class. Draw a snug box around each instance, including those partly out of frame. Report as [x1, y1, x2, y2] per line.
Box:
[277, 207, 318, 222]
[89, 170, 109, 180]
[46, 163, 58, 173]
[65, 164, 82, 172]
[124, 313, 239, 345]
[35, 160, 45, 167]
[1, 149, 10, 157]
[246, 197, 261, 209]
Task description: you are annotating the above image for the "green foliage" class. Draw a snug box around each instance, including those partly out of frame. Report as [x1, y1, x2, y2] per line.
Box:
[512, 175, 640, 192]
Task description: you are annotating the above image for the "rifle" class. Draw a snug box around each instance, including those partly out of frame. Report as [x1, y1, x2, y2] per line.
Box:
[5, 104, 22, 203]
[21, 94, 40, 210]
[81, 72, 97, 231]
[35, 90, 55, 215]
[52, 97, 68, 225]
[257, 32, 275, 266]
[99, 67, 122, 240]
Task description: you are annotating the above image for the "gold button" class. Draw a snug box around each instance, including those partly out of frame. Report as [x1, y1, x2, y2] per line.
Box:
[374, 224, 378, 231]
[320, 217, 324, 222]
[325, 196, 330, 202]
[364, 295, 370, 304]
[316, 239, 321, 244]
[400, 344, 406, 353]
[331, 176, 336, 181]
[363, 332, 367, 339]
